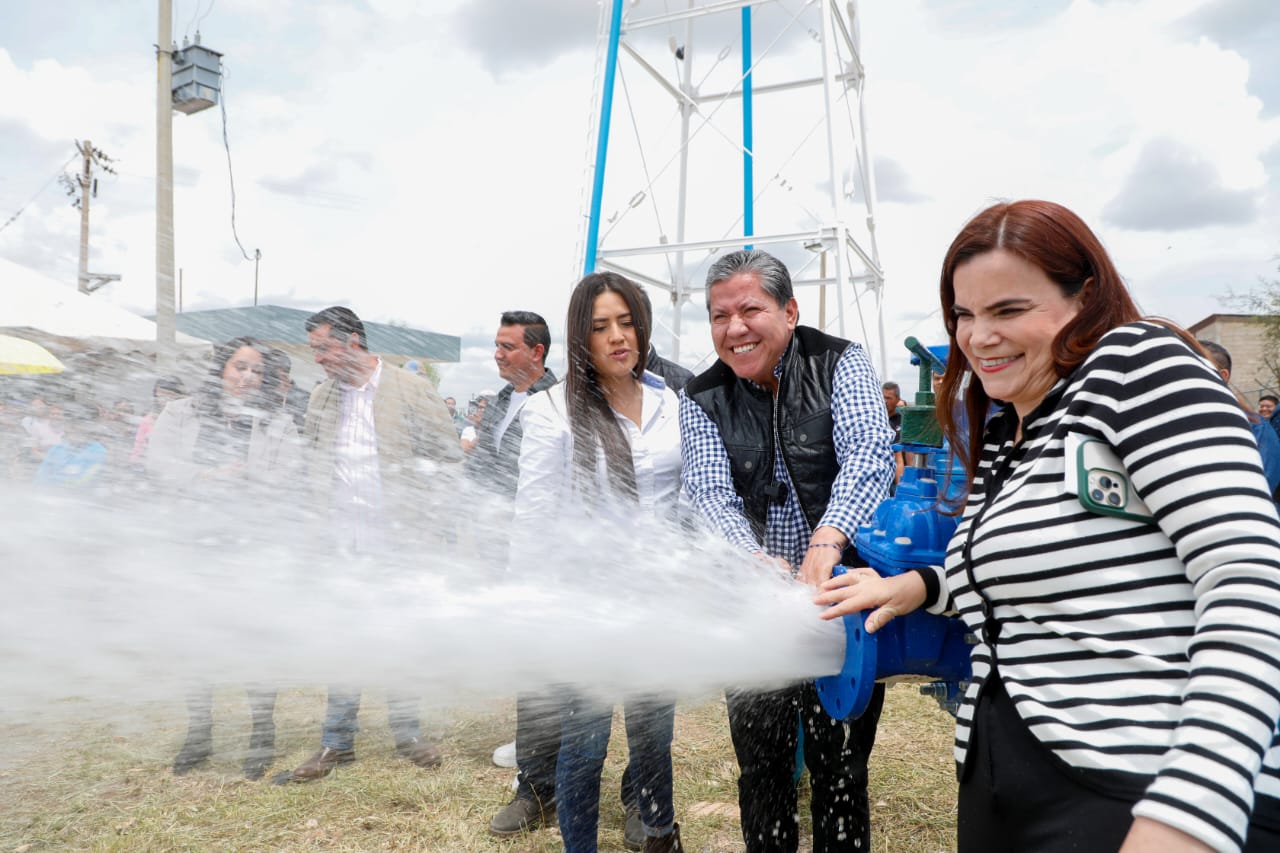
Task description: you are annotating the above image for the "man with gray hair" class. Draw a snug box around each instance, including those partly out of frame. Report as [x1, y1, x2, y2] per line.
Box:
[679, 249, 894, 852]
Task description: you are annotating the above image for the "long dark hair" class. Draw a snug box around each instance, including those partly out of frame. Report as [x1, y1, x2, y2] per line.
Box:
[196, 336, 274, 422]
[937, 200, 1143, 485]
[564, 272, 651, 501]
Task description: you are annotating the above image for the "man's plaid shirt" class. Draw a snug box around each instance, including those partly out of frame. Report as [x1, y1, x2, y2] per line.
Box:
[679, 338, 894, 568]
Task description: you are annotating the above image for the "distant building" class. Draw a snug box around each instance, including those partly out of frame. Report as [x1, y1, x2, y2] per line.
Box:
[164, 305, 460, 388]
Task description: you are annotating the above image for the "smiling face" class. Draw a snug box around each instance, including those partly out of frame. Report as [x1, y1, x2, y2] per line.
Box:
[221, 345, 265, 400]
[951, 249, 1083, 419]
[1260, 398, 1276, 418]
[588, 289, 639, 383]
[494, 324, 545, 391]
[708, 272, 798, 391]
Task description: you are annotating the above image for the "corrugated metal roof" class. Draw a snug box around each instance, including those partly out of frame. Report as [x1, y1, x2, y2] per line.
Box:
[167, 305, 460, 362]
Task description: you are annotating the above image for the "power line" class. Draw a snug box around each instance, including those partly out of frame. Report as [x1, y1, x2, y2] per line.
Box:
[218, 66, 258, 263]
[0, 154, 77, 235]
[195, 0, 216, 31]
[183, 0, 216, 41]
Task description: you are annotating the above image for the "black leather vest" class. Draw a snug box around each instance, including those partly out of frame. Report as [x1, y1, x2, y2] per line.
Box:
[686, 326, 849, 541]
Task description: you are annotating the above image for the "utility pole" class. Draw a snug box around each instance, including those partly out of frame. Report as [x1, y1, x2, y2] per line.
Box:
[77, 139, 92, 294]
[252, 248, 261, 305]
[155, 0, 177, 352]
[67, 139, 120, 294]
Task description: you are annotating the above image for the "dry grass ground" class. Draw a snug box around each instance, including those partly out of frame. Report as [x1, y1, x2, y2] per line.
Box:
[0, 684, 956, 852]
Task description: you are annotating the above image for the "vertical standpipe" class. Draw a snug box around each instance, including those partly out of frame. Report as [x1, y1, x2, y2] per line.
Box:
[582, 0, 625, 276]
[742, 6, 754, 246]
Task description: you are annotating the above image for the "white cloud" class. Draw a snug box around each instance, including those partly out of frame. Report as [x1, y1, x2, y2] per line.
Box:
[1102, 137, 1259, 230]
[2, 0, 1280, 394]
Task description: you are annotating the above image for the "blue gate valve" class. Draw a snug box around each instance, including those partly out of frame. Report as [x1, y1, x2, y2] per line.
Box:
[815, 337, 975, 721]
[815, 563, 972, 720]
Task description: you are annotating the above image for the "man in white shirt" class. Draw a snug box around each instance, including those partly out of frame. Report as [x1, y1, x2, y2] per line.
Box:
[466, 311, 557, 496]
[461, 311, 565, 837]
[273, 306, 461, 784]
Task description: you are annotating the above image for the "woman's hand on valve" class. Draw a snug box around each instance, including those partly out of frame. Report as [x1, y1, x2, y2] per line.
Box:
[814, 568, 927, 634]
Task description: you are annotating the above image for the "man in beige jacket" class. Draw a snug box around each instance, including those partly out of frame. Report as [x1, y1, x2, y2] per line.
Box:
[274, 305, 461, 784]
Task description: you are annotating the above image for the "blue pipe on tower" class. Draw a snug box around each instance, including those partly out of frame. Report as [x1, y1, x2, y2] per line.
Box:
[582, 0, 625, 276]
[742, 6, 754, 248]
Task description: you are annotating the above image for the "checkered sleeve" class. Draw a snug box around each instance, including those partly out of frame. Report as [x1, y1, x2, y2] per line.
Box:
[678, 390, 763, 554]
[818, 344, 895, 538]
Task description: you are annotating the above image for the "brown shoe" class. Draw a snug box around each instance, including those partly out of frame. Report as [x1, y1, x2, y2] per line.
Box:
[395, 736, 442, 769]
[272, 747, 354, 784]
[489, 796, 553, 837]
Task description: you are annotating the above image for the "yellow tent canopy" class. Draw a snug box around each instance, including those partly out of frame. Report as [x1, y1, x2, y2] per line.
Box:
[0, 333, 66, 375]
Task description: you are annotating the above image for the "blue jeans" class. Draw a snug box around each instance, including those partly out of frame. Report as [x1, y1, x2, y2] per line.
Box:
[557, 692, 675, 853]
[321, 687, 421, 751]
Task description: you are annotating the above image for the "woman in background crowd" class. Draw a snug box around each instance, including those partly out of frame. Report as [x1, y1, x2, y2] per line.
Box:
[818, 200, 1280, 853]
[130, 375, 186, 470]
[148, 336, 300, 779]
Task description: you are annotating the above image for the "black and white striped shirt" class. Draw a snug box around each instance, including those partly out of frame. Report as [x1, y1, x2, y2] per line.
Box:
[927, 322, 1280, 852]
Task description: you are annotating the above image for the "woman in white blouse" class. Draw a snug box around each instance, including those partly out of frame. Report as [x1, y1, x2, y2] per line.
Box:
[511, 273, 684, 853]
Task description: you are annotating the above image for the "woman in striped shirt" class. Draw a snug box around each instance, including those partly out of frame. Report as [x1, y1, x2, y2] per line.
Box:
[816, 200, 1280, 853]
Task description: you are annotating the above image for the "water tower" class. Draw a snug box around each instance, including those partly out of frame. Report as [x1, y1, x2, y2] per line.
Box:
[578, 0, 886, 374]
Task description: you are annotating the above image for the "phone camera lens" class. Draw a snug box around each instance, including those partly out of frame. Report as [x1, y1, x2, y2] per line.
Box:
[1098, 476, 1113, 488]
[1107, 493, 1121, 506]
[1091, 489, 1105, 501]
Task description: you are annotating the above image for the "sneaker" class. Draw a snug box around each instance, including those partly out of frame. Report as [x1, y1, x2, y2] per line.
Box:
[623, 803, 645, 851]
[642, 823, 684, 853]
[491, 740, 517, 768]
[489, 796, 552, 837]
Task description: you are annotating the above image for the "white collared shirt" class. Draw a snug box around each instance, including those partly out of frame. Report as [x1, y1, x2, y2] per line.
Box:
[510, 372, 683, 568]
[331, 357, 385, 553]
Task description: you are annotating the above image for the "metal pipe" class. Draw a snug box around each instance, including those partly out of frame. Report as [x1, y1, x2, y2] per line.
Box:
[818, 0, 847, 337]
[582, 0, 625, 276]
[742, 5, 753, 247]
[671, 2, 695, 361]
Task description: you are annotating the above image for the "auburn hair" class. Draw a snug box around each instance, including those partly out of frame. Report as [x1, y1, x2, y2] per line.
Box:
[936, 200, 1144, 487]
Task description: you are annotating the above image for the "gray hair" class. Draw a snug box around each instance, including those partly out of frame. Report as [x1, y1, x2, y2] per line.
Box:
[704, 249, 793, 310]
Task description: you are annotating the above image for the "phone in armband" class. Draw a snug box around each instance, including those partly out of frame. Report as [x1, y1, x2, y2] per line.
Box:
[1063, 434, 1156, 524]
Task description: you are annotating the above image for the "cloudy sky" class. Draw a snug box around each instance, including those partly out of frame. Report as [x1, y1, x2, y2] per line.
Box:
[1, 0, 1278, 401]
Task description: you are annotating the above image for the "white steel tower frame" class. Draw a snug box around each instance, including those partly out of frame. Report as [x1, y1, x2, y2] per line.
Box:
[579, 0, 887, 375]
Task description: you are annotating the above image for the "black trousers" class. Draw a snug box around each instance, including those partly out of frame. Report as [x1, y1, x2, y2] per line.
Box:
[726, 680, 885, 853]
[515, 688, 564, 807]
[959, 672, 1280, 853]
